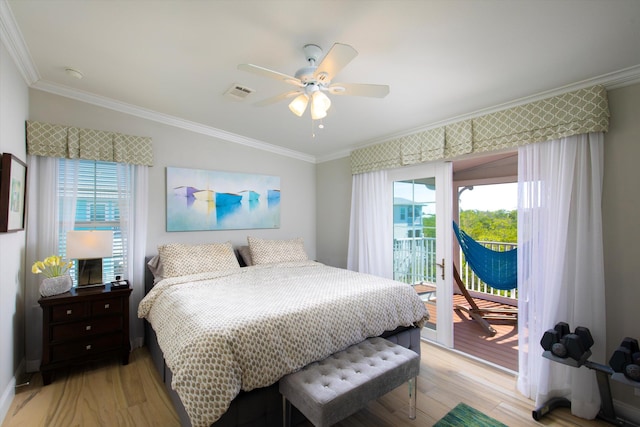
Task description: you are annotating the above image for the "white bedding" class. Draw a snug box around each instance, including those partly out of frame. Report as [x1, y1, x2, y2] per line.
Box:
[138, 261, 428, 427]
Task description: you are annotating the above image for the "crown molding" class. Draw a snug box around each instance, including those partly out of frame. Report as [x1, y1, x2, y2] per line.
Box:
[4, 0, 639, 165]
[0, 0, 39, 84]
[353, 64, 640, 155]
[315, 148, 353, 164]
[33, 81, 317, 163]
[0, 0, 317, 164]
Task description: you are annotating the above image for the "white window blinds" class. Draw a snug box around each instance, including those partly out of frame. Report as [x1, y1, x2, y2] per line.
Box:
[58, 160, 125, 284]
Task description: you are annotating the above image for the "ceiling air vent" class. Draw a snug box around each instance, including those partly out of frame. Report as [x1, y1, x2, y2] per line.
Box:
[224, 83, 254, 101]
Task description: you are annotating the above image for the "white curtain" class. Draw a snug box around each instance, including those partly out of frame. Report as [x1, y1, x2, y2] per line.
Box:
[117, 163, 148, 348]
[24, 157, 147, 369]
[517, 132, 606, 419]
[25, 156, 57, 369]
[347, 170, 393, 278]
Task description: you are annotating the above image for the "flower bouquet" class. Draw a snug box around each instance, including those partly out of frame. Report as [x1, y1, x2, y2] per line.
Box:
[32, 255, 74, 297]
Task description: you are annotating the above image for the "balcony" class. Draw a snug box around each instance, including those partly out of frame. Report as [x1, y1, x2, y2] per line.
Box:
[394, 237, 518, 371]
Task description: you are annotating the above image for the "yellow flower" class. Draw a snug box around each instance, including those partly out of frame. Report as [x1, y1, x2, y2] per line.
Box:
[44, 255, 60, 267]
[31, 255, 72, 278]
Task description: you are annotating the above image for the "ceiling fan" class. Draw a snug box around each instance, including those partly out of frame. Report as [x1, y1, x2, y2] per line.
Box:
[238, 43, 389, 120]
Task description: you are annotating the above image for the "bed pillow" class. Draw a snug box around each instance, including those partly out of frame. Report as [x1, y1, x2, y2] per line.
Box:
[147, 255, 165, 282]
[247, 236, 308, 265]
[237, 245, 253, 266]
[157, 242, 240, 278]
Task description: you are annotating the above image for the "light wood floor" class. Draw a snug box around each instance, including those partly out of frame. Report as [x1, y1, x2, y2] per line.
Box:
[2, 342, 610, 427]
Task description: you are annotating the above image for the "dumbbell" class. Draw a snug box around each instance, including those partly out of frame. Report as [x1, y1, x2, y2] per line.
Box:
[609, 337, 640, 382]
[541, 322, 570, 357]
[540, 322, 593, 361]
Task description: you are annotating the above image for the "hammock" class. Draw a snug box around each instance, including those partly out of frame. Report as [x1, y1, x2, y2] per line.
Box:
[452, 221, 517, 290]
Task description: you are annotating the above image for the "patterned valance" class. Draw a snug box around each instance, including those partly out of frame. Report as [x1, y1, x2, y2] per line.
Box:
[351, 85, 609, 174]
[26, 121, 153, 166]
[399, 128, 445, 165]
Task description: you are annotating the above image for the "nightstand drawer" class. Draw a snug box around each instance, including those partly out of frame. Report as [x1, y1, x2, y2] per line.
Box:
[51, 316, 123, 341]
[51, 302, 88, 322]
[51, 333, 123, 362]
[92, 297, 122, 315]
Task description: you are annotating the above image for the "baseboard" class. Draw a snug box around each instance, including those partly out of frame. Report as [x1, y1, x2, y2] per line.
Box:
[0, 375, 16, 426]
[614, 399, 640, 425]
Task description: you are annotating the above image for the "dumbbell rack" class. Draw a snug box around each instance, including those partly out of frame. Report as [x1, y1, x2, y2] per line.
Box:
[533, 351, 640, 426]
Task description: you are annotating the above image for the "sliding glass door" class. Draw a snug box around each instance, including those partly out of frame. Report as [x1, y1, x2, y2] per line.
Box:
[389, 162, 453, 346]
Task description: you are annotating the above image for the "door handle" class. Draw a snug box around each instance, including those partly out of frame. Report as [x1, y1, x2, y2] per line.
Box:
[435, 258, 445, 280]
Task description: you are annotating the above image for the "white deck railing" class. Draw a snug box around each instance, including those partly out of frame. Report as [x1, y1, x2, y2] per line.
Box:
[393, 237, 517, 300]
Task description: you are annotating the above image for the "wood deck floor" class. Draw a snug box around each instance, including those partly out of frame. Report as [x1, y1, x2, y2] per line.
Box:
[417, 286, 519, 372]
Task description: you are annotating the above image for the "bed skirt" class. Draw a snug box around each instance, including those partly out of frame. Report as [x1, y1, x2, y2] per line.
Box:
[144, 320, 422, 427]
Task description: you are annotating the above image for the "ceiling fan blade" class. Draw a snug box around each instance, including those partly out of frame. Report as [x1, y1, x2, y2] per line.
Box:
[238, 64, 303, 87]
[328, 83, 390, 98]
[254, 90, 301, 107]
[314, 43, 358, 83]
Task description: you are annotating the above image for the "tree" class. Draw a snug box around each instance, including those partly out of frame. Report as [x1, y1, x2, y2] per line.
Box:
[459, 209, 517, 243]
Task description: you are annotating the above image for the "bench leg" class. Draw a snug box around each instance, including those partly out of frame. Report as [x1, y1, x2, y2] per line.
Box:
[282, 395, 291, 427]
[408, 377, 417, 420]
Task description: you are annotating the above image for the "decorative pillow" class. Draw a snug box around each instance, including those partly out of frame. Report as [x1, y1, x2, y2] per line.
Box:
[247, 236, 308, 265]
[147, 255, 165, 282]
[157, 242, 240, 278]
[237, 245, 253, 266]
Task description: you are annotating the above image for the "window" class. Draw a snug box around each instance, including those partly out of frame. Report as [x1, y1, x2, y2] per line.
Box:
[57, 159, 125, 284]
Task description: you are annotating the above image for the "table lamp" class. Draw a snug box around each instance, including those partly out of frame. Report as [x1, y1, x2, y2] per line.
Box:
[66, 230, 113, 286]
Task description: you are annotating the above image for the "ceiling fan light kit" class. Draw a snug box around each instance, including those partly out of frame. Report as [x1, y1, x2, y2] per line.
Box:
[289, 94, 308, 117]
[239, 42, 389, 123]
[310, 91, 331, 120]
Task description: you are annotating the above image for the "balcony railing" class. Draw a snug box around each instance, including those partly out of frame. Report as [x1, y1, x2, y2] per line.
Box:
[393, 237, 517, 300]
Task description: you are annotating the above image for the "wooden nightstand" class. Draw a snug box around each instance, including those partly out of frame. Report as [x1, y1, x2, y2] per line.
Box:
[38, 282, 132, 385]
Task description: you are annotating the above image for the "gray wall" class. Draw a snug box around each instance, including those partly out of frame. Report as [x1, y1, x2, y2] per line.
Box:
[0, 42, 29, 421]
[316, 157, 351, 268]
[602, 83, 640, 408]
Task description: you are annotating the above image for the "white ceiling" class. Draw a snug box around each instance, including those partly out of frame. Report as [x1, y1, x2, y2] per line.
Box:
[4, 0, 640, 162]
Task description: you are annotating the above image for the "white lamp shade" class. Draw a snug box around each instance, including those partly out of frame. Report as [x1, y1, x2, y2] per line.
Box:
[288, 94, 309, 117]
[310, 91, 331, 120]
[66, 230, 114, 259]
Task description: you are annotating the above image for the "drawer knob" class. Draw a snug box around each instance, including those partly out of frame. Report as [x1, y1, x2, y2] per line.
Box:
[104, 303, 110, 309]
[66, 309, 72, 315]
[85, 325, 92, 331]
[86, 344, 92, 351]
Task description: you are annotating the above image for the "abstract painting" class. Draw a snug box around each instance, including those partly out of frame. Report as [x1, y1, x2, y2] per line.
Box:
[166, 167, 280, 231]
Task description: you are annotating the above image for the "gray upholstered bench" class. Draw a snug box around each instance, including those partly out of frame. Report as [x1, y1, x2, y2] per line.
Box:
[279, 337, 420, 427]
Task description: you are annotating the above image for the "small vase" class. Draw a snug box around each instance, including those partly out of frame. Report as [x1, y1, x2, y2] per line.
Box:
[40, 275, 73, 297]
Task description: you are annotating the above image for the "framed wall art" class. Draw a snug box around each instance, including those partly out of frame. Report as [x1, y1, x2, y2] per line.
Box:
[0, 153, 27, 232]
[166, 167, 280, 232]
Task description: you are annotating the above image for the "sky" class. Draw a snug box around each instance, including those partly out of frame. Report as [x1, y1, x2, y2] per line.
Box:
[459, 183, 517, 211]
[394, 182, 517, 212]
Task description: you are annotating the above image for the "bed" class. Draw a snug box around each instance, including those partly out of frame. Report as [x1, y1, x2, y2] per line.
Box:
[139, 238, 428, 427]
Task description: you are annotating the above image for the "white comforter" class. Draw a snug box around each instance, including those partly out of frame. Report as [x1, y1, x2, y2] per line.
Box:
[138, 261, 428, 427]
